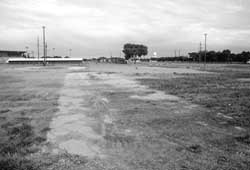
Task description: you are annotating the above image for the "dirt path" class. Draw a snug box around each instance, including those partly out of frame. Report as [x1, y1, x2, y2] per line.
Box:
[49, 68, 193, 147]
[47, 68, 105, 157]
[47, 67, 181, 157]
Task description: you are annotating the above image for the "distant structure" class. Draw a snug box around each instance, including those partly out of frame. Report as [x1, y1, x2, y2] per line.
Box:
[7, 58, 83, 64]
[96, 57, 127, 64]
[108, 57, 127, 64]
[97, 57, 108, 63]
[0, 50, 25, 58]
[0, 50, 26, 63]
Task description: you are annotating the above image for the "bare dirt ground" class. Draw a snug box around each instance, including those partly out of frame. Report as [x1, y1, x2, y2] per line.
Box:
[0, 63, 250, 170]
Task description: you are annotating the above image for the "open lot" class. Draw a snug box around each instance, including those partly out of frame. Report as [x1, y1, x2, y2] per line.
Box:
[0, 63, 249, 170]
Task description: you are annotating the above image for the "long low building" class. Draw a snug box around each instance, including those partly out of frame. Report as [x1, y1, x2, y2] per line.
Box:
[7, 58, 83, 64]
[0, 50, 26, 63]
[0, 50, 26, 57]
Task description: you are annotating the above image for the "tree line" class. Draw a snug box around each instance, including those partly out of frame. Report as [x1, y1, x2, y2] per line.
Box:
[150, 50, 250, 63]
[151, 56, 190, 62]
[122, 43, 250, 63]
[189, 50, 250, 63]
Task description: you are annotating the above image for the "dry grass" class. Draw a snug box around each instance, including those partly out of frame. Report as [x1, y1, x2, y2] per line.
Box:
[0, 65, 66, 170]
[139, 70, 250, 128]
[1, 64, 250, 170]
[134, 64, 250, 170]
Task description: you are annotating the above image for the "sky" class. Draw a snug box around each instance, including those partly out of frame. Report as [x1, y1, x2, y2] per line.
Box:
[0, 0, 250, 58]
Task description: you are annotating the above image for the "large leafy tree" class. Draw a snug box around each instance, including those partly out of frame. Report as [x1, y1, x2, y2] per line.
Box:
[123, 43, 148, 60]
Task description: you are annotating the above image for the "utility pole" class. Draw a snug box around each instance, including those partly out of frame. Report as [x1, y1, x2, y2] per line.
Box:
[179, 49, 181, 57]
[52, 48, 55, 57]
[25, 46, 29, 58]
[199, 42, 202, 63]
[174, 50, 176, 57]
[69, 49, 72, 57]
[31, 51, 34, 58]
[37, 36, 40, 59]
[42, 26, 46, 65]
[204, 33, 207, 69]
[45, 43, 48, 58]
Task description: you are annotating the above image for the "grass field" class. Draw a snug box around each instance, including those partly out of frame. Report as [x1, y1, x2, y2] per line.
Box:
[0, 66, 66, 170]
[136, 64, 250, 170]
[0, 63, 249, 170]
[139, 68, 250, 127]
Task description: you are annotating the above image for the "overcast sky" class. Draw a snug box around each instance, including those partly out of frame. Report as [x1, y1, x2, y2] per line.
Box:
[0, 0, 250, 58]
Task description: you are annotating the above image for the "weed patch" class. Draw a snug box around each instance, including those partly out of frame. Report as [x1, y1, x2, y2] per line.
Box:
[0, 109, 10, 114]
[138, 72, 250, 127]
[0, 155, 39, 170]
[0, 122, 42, 170]
[235, 135, 250, 145]
[186, 144, 202, 153]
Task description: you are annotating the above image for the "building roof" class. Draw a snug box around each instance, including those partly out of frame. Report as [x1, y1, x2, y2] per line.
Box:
[0, 50, 26, 53]
[7, 58, 83, 62]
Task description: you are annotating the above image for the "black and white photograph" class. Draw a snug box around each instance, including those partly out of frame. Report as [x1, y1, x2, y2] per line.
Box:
[0, 0, 250, 169]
